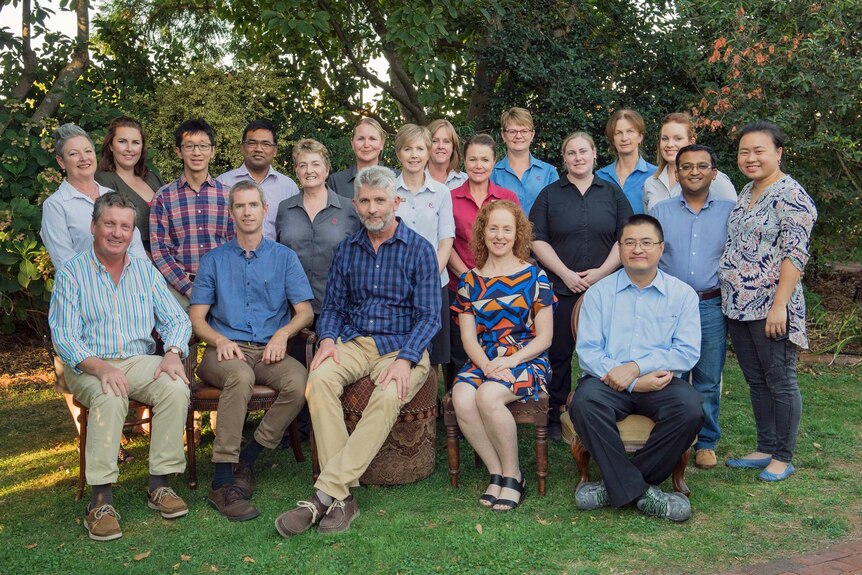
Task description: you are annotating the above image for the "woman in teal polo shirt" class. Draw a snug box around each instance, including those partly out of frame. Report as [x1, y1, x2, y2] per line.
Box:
[595, 109, 657, 214]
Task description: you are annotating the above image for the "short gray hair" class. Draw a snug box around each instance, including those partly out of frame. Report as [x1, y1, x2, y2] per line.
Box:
[53, 123, 94, 157]
[229, 180, 267, 209]
[92, 191, 138, 223]
[354, 166, 396, 199]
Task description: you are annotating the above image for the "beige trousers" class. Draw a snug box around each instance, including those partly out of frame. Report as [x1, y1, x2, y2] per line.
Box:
[309, 337, 429, 500]
[197, 343, 307, 463]
[64, 355, 189, 485]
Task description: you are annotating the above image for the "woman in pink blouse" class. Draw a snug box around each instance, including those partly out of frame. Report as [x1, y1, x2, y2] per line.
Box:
[719, 121, 817, 482]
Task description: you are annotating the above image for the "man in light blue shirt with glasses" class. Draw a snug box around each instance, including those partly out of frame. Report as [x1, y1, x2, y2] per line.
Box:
[570, 214, 703, 522]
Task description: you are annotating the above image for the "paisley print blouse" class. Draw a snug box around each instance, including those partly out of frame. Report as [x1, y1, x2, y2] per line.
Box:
[719, 175, 817, 348]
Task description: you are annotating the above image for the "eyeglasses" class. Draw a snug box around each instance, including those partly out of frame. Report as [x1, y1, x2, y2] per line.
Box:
[504, 129, 533, 137]
[243, 140, 276, 150]
[620, 239, 662, 250]
[678, 162, 715, 173]
[180, 143, 212, 152]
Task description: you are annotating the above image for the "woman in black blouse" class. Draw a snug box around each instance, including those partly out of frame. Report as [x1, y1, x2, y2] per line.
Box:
[529, 131, 633, 440]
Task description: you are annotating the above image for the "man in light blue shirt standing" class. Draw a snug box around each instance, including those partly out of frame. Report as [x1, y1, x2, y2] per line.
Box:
[570, 214, 703, 522]
[490, 107, 559, 215]
[650, 144, 736, 470]
[217, 119, 300, 241]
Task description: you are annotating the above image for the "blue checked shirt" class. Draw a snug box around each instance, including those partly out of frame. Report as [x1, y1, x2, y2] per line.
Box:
[49, 247, 192, 373]
[317, 219, 441, 364]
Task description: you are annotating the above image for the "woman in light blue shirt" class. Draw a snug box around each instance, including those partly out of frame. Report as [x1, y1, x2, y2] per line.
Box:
[595, 109, 657, 214]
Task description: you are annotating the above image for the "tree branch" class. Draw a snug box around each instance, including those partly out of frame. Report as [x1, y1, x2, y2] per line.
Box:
[10, 0, 36, 101]
[29, 0, 90, 125]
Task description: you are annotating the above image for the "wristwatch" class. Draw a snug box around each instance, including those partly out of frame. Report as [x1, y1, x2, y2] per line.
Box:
[166, 346, 182, 356]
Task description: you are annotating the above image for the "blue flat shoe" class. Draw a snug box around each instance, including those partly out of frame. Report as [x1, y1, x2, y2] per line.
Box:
[725, 456, 772, 469]
[758, 463, 795, 482]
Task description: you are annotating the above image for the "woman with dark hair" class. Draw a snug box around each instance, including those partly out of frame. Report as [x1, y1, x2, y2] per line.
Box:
[446, 134, 519, 386]
[530, 131, 632, 440]
[595, 109, 657, 214]
[642, 113, 736, 213]
[95, 116, 164, 252]
[720, 121, 817, 482]
[451, 200, 554, 512]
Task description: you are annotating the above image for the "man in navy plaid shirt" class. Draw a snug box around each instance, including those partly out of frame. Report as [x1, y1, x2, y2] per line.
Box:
[276, 165, 440, 537]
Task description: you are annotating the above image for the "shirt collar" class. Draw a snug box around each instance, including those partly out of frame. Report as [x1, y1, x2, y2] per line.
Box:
[58, 180, 109, 202]
[615, 267, 667, 295]
[677, 192, 715, 213]
[178, 174, 217, 191]
[227, 236, 269, 257]
[238, 163, 281, 182]
[657, 165, 671, 189]
[350, 217, 409, 246]
[86, 245, 130, 273]
[497, 154, 542, 174]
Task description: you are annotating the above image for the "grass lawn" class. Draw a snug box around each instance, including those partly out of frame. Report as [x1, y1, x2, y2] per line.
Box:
[1, 357, 860, 575]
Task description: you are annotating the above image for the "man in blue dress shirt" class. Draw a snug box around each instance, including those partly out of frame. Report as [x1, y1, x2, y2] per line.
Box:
[190, 180, 314, 522]
[570, 214, 703, 522]
[275, 166, 440, 537]
[650, 145, 736, 470]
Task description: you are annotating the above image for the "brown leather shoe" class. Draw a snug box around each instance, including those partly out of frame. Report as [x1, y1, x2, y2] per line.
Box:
[232, 461, 255, 500]
[317, 495, 359, 534]
[207, 484, 259, 522]
[85, 504, 123, 541]
[695, 448, 718, 469]
[148, 486, 189, 519]
[274, 495, 327, 537]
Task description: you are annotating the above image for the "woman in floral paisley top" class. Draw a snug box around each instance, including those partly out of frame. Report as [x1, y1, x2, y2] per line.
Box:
[719, 121, 817, 482]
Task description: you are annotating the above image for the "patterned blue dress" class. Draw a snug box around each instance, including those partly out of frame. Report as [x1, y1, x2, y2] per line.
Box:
[451, 265, 555, 401]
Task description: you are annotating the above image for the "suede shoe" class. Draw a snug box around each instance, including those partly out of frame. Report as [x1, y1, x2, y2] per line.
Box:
[275, 495, 328, 537]
[636, 486, 691, 522]
[695, 449, 718, 469]
[85, 504, 123, 541]
[147, 486, 189, 519]
[575, 481, 610, 511]
[207, 484, 260, 522]
[318, 495, 360, 534]
[232, 461, 256, 500]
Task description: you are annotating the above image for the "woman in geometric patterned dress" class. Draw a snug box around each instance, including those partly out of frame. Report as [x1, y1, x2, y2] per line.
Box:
[451, 200, 555, 511]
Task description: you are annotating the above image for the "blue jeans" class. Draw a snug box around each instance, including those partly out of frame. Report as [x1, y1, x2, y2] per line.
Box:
[681, 296, 726, 450]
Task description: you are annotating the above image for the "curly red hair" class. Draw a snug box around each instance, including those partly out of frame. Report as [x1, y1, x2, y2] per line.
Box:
[469, 200, 533, 268]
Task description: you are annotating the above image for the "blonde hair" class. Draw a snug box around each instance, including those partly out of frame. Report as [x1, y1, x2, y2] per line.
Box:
[500, 107, 535, 131]
[394, 124, 432, 152]
[292, 138, 331, 171]
[427, 119, 463, 172]
[654, 113, 696, 176]
[353, 117, 387, 143]
[605, 109, 646, 156]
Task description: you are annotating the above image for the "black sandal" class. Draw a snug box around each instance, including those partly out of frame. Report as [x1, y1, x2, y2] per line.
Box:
[479, 474, 504, 507]
[493, 474, 526, 512]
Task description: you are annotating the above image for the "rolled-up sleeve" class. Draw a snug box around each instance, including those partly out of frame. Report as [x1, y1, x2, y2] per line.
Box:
[778, 183, 817, 272]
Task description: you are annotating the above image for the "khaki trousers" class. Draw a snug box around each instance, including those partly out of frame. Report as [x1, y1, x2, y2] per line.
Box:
[64, 355, 190, 486]
[197, 343, 308, 463]
[309, 337, 429, 500]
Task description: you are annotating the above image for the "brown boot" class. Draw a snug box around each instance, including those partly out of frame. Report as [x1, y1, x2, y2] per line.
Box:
[317, 495, 360, 534]
[207, 484, 259, 522]
[274, 495, 327, 537]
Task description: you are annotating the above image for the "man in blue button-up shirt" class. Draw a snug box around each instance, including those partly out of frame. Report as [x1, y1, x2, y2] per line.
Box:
[190, 181, 314, 522]
[276, 166, 440, 537]
[569, 214, 704, 522]
[651, 145, 736, 471]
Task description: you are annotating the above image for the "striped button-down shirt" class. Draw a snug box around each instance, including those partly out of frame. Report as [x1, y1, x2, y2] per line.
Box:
[317, 219, 441, 364]
[49, 247, 192, 373]
[149, 175, 234, 296]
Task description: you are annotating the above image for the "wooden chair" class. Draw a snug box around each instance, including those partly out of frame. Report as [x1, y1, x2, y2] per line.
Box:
[565, 297, 691, 496]
[442, 389, 549, 496]
[185, 330, 316, 489]
[310, 366, 439, 486]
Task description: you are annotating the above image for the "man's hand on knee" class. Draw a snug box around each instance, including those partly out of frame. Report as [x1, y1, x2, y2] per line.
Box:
[310, 339, 339, 371]
[632, 370, 673, 393]
[262, 332, 289, 365]
[216, 337, 245, 362]
[154, 353, 190, 385]
[97, 365, 130, 397]
[377, 358, 412, 401]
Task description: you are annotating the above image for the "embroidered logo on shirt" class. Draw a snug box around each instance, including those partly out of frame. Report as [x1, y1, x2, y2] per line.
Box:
[331, 217, 338, 225]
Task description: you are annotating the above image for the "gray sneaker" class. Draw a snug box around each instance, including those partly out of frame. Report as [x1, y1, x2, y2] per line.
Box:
[575, 481, 610, 511]
[636, 486, 691, 522]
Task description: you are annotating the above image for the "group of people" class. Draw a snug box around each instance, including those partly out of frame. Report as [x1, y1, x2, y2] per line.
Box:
[41, 105, 816, 541]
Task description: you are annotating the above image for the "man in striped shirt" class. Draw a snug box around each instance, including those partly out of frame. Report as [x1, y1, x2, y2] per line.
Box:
[49, 192, 193, 541]
[150, 118, 233, 309]
[275, 166, 440, 537]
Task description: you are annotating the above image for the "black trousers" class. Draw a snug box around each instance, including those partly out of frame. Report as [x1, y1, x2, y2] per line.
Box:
[547, 292, 581, 425]
[569, 376, 704, 507]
